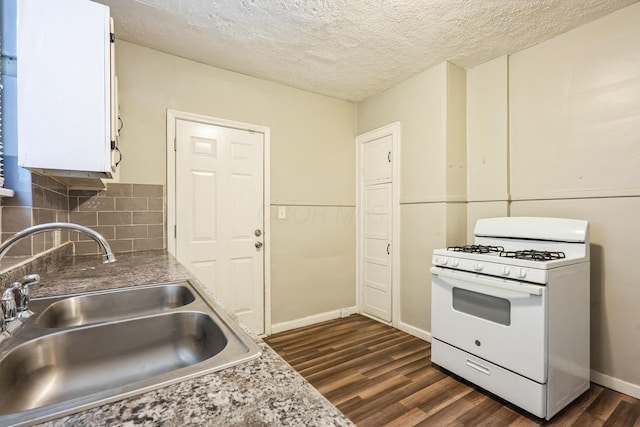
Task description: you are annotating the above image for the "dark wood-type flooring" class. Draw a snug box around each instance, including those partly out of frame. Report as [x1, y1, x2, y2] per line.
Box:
[265, 315, 640, 427]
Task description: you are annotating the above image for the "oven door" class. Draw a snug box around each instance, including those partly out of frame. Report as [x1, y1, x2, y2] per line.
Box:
[431, 266, 547, 383]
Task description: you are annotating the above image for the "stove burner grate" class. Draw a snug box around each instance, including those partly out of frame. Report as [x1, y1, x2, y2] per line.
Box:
[447, 245, 504, 254]
[500, 250, 566, 261]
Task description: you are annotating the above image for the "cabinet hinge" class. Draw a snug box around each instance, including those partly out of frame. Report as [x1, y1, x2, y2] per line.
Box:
[110, 140, 116, 150]
[110, 33, 115, 43]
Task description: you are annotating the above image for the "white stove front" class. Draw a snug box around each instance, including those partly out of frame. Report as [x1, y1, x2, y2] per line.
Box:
[431, 266, 547, 383]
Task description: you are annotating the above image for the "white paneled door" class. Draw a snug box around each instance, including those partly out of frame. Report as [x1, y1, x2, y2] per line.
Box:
[175, 119, 265, 334]
[362, 182, 392, 322]
[357, 122, 398, 325]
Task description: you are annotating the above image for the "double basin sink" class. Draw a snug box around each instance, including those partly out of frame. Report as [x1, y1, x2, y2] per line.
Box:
[0, 280, 262, 426]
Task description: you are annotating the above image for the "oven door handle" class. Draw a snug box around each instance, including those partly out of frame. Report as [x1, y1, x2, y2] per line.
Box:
[430, 266, 543, 297]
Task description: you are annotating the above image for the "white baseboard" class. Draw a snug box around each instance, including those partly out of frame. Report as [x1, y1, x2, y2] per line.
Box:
[340, 306, 358, 318]
[271, 306, 358, 334]
[591, 370, 640, 399]
[398, 322, 431, 342]
[271, 310, 433, 342]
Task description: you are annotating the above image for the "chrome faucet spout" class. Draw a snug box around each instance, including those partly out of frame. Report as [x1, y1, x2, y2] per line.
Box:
[0, 222, 117, 264]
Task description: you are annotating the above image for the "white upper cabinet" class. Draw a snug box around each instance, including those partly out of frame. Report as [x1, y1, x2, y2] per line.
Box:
[17, 0, 116, 180]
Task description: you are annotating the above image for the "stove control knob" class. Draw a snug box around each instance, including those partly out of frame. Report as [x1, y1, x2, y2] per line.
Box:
[451, 259, 459, 268]
[474, 262, 484, 272]
[501, 266, 511, 275]
[517, 268, 527, 278]
[435, 256, 448, 266]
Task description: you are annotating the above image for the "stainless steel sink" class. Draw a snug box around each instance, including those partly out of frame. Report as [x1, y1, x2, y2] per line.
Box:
[31, 283, 196, 328]
[0, 280, 261, 427]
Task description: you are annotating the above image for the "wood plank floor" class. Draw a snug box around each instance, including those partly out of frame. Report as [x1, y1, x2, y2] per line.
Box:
[264, 315, 640, 426]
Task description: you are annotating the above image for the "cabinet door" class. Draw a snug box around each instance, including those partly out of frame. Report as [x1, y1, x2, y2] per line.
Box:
[362, 134, 392, 184]
[18, 0, 113, 177]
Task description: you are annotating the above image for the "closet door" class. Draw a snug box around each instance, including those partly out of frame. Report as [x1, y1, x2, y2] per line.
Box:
[357, 123, 399, 325]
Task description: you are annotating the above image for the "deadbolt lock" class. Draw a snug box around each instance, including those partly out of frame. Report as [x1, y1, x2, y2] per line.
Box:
[254, 229, 262, 237]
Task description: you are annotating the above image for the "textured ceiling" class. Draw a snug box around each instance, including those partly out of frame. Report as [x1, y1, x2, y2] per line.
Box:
[95, 0, 639, 102]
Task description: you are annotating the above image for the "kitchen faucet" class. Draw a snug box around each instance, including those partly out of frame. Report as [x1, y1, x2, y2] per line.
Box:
[0, 222, 117, 264]
[0, 223, 116, 332]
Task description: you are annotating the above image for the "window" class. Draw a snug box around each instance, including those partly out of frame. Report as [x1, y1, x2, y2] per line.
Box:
[0, 0, 17, 191]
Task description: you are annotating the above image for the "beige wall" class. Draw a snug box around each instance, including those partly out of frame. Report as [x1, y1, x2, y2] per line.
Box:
[116, 41, 357, 325]
[466, 56, 508, 200]
[357, 61, 466, 331]
[270, 206, 355, 323]
[465, 56, 510, 242]
[509, 5, 640, 200]
[505, 2, 640, 389]
[399, 204, 445, 330]
[445, 63, 467, 201]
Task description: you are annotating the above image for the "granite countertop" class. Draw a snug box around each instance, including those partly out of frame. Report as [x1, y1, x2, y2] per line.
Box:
[6, 249, 353, 427]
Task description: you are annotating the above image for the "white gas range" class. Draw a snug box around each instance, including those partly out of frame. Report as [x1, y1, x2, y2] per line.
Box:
[430, 217, 590, 420]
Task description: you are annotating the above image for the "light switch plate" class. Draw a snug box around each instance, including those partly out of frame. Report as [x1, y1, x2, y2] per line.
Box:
[278, 206, 286, 219]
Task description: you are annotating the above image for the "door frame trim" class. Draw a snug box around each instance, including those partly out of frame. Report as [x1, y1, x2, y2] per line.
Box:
[166, 109, 272, 336]
[355, 122, 401, 326]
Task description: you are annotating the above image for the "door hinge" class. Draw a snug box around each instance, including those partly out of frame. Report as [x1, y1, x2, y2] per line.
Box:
[110, 33, 115, 43]
[174, 137, 177, 151]
[174, 225, 177, 238]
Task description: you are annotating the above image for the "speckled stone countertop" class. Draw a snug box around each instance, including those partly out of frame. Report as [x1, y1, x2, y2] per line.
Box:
[6, 248, 353, 427]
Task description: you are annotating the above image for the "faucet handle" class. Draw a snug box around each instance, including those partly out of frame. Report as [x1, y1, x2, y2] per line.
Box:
[1, 287, 18, 322]
[14, 274, 40, 315]
[0, 274, 40, 327]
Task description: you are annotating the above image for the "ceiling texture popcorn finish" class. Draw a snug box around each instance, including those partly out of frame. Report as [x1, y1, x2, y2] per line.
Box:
[96, 0, 638, 102]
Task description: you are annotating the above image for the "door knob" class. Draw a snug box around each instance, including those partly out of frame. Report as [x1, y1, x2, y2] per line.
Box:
[255, 241, 263, 249]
